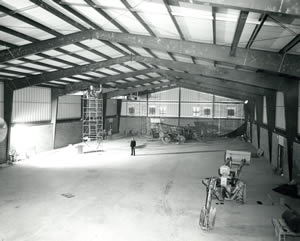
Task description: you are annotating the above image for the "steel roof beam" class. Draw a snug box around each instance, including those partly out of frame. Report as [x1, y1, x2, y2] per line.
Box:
[107, 82, 176, 98]
[168, 0, 300, 17]
[133, 56, 286, 91]
[279, 34, 300, 54]
[230, 11, 249, 56]
[64, 68, 156, 93]
[246, 13, 268, 49]
[12, 56, 132, 90]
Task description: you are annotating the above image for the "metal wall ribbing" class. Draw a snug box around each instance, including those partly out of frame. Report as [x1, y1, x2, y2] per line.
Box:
[12, 87, 51, 123]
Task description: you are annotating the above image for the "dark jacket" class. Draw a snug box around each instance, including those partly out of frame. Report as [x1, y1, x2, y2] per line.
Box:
[130, 140, 136, 147]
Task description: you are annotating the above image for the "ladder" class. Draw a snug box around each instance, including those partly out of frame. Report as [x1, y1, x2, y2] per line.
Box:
[82, 94, 103, 151]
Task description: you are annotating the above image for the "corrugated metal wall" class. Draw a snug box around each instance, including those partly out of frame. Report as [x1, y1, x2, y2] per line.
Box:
[57, 95, 81, 120]
[122, 101, 147, 116]
[148, 102, 178, 117]
[214, 103, 244, 119]
[12, 87, 51, 123]
[275, 91, 286, 130]
[181, 103, 213, 118]
[121, 88, 244, 118]
[181, 88, 213, 102]
[0, 82, 3, 118]
[149, 88, 179, 101]
[263, 96, 267, 124]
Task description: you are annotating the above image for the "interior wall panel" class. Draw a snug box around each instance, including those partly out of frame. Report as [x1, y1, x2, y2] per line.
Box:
[260, 127, 269, 161]
[106, 99, 117, 116]
[275, 91, 286, 130]
[149, 88, 179, 101]
[57, 95, 81, 120]
[12, 87, 51, 123]
[181, 88, 213, 102]
[263, 96, 267, 124]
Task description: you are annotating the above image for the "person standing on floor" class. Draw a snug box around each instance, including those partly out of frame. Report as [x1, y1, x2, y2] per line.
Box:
[130, 137, 136, 156]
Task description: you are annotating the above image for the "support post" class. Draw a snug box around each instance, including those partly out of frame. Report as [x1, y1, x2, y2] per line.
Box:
[283, 80, 299, 181]
[51, 89, 59, 149]
[255, 96, 264, 148]
[4, 81, 13, 161]
[178, 87, 181, 126]
[116, 99, 122, 133]
[266, 92, 276, 163]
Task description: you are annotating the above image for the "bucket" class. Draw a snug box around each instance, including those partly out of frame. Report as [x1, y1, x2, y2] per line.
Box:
[76, 145, 83, 154]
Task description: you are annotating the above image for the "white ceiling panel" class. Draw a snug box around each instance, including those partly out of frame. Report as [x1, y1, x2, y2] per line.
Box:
[127, 46, 153, 57]
[43, 0, 92, 29]
[97, 68, 119, 75]
[151, 50, 173, 60]
[0, 31, 31, 46]
[112, 64, 132, 73]
[176, 17, 213, 43]
[21, 6, 79, 34]
[138, 12, 180, 39]
[85, 72, 106, 78]
[123, 61, 147, 70]
[172, 54, 193, 63]
[147, 72, 160, 78]
[238, 23, 257, 48]
[5, 66, 35, 74]
[251, 25, 296, 51]
[71, 5, 120, 32]
[39, 59, 72, 67]
[74, 50, 105, 61]
[216, 20, 237, 46]
[94, 43, 124, 58]
[104, 9, 150, 35]
[0, 15, 54, 40]
[55, 55, 89, 65]
[21, 63, 55, 71]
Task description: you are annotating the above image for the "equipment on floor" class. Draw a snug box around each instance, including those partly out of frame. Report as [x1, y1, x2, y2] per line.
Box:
[272, 217, 300, 241]
[199, 177, 217, 231]
[202, 150, 250, 203]
[158, 123, 198, 144]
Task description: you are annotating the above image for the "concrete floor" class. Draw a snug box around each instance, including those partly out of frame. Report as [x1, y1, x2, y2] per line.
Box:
[0, 137, 299, 241]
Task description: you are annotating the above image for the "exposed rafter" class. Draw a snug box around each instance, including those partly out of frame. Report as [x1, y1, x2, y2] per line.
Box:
[179, 82, 250, 101]
[2, 29, 300, 77]
[279, 34, 300, 54]
[246, 13, 268, 49]
[230, 11, 249, 56]
[114, 77, 166, 89]
[11, 56, 132, 90]
[168, 0, 300, 17]
[64, 68, 156, 93]
[107, 82, 176, 98]
[154, 70, 270, 96]
[179, 79, 257, 100]
[133, 56, 286, 90]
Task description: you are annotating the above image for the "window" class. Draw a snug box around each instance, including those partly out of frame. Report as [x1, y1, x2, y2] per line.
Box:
[149, 107, 156, 115]
[128, 107, 135, 115]
[159, 106, 166, 115]
[192, 107, 200, 116]
[203, 108, 211, 116]
[227, 108, 235, 117]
